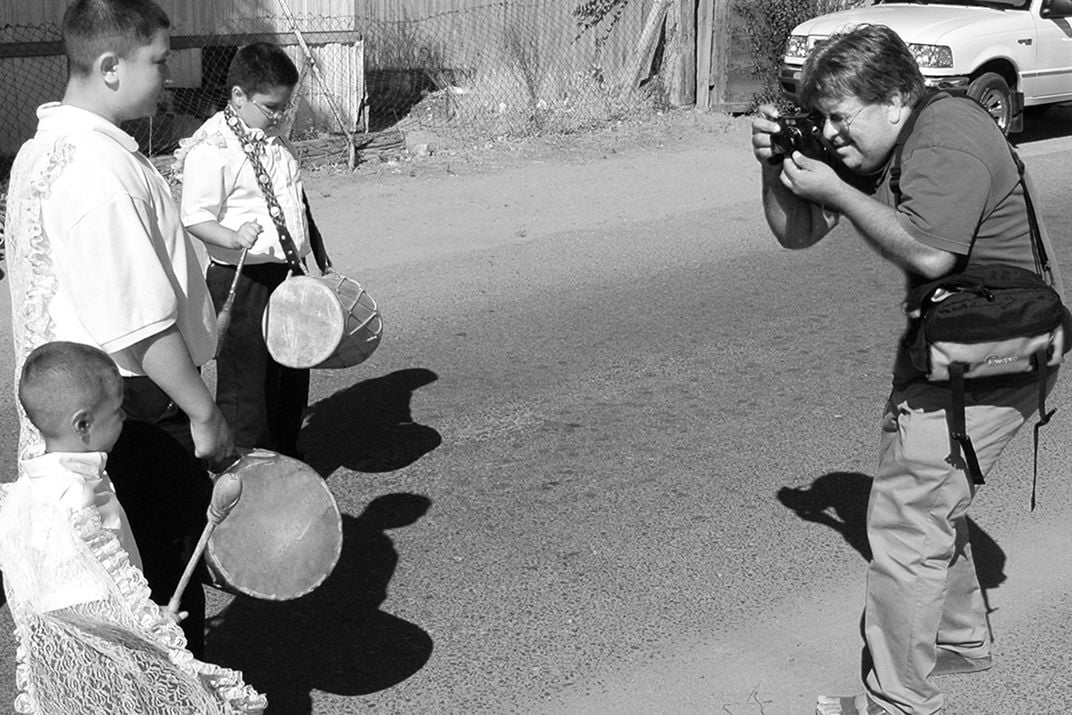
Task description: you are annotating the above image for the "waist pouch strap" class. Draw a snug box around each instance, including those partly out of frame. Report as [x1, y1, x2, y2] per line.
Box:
[948, 352, 1054, 508]
[948, 363, 984, 487]
[1032, 349, 1055, 511]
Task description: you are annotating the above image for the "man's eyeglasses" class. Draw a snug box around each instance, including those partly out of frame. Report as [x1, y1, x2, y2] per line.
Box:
[250, 99, 286, 122]
[813, 104, 867, 133]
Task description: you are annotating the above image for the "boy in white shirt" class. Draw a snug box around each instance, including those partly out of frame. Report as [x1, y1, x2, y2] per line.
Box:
[178, 42, 310, 459]
[0, 341, 266, 715]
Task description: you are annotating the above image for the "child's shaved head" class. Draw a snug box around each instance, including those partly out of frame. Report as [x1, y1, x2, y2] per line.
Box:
[19, 341, 122, 441]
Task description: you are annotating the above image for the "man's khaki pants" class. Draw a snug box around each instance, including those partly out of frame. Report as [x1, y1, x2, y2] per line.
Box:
[864, 377, 1050, 715]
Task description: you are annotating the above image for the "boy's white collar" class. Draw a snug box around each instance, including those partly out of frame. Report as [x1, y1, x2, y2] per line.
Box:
[38, 102, 140, 153]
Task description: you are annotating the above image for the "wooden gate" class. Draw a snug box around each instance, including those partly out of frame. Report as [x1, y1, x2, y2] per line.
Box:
[652, 0, 761, 112]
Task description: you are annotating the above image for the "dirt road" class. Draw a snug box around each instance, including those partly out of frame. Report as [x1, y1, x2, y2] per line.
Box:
[3, 108, 1072, 714]
[305, 112, 753, 274]
[278, 109, 1072, 714]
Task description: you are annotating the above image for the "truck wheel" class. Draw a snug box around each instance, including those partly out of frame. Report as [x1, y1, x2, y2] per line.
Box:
[967, 72, 1012, 133]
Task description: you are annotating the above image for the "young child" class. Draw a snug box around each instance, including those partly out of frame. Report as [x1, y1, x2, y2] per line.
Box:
[3, 0, 233, 655]
[0, 341, 266, 714]
[178, 42, 311, 459]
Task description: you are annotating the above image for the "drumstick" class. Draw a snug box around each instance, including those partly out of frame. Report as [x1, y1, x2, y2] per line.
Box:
[167, 471, 244, 616]
[215, 248, 248, 355]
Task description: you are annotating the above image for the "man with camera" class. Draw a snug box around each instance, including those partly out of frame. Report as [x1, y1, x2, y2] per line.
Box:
[751, 24, 1063, 715]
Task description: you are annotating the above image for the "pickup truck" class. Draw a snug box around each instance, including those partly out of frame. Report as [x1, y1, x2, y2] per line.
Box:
[779, 0, 1072, 133]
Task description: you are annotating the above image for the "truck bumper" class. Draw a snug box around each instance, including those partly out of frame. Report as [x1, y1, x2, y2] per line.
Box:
[781, 66, 975, 103]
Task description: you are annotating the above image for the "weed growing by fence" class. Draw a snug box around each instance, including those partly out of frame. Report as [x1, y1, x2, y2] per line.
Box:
[373, 1, 670, 144]
[734, 0, 867, 110]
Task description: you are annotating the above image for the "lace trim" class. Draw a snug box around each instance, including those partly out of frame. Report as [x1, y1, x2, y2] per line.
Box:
[171, 126, 229, 184]
[8, 138, 73, 461]
[12, 640, 33, 714]
[68, 507, 267, 713]
[1, 486, 36, 715]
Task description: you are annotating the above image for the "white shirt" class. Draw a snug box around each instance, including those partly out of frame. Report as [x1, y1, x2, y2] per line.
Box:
[178, 111, 310, 266]
[2, 451, 142, 612]
[19, 451, 142, 568]
[5, 103, 217, 373]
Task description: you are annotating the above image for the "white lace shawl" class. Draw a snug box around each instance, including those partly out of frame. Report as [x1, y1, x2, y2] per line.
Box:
[0, 480, 266, 714]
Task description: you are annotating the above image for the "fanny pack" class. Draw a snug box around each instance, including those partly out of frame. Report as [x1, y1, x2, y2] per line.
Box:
[894, 93, 1072, 508]
[903, 264, 1070, 506]
[905, 265, 1067, 383]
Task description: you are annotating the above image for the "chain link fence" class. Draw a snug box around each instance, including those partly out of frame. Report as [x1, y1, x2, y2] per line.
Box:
[360, 1, 648, 142]
[0, 0, 765, 240]
[0, 2, 659, 242]
[0, 2, 674, 171]
[0, 23, 65, 177]
[0, 0, 880, 172]
[0, 18, 367, 167]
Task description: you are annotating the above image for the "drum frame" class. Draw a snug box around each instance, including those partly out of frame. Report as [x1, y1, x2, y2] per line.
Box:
[262, 271, 383, 370]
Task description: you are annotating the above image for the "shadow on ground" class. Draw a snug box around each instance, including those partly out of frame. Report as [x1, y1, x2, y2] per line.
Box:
[301, 368, 442, 475]
[1012, 105, 1072, 144]
[779, 471, 1008, 680]
[205, 493, 434, 714]
[777, 471, 1006, 590]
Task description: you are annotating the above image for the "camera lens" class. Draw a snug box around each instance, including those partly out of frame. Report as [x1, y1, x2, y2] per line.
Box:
[783, 126, 804, 151]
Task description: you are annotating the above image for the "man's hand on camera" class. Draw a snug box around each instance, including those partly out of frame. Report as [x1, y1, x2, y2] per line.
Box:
[779, 151, 841, 206]
[751, 104, 782, 166]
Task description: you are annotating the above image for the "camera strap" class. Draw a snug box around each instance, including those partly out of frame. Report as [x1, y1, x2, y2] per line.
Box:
[888, 90, 947, 202]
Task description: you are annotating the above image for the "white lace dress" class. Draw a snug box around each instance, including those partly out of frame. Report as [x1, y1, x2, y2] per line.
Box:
[0, 471, 266, 714]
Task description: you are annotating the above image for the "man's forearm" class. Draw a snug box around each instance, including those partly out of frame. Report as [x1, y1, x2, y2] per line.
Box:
[761, 167, 831, 249]
[828, 183, 956, 279]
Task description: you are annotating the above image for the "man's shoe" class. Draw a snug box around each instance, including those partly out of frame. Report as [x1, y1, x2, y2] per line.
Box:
[933, 650, 994, 676]
[816, 694, 888, 714]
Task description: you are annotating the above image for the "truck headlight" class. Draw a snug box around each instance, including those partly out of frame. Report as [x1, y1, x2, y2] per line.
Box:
[785, 35, 809, 60]
[908, 44, 953, 68]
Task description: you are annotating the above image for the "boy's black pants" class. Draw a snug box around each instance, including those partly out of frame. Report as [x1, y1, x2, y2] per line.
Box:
[206, 260, 309, 458]
[106, 377, 213, 657]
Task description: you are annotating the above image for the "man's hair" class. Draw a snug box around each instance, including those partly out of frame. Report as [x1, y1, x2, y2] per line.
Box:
[227, 42, 300, 96]
[799, 24, 925, 111]
[62, 0, 171, 77]
[19, 342, 121, 439]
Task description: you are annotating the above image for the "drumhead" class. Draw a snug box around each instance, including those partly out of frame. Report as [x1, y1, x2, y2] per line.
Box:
[205, 450, 342, 600]
[263, 277, 345, 369]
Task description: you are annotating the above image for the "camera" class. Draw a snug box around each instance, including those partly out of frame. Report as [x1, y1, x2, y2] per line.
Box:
[768, 113, 833, 165]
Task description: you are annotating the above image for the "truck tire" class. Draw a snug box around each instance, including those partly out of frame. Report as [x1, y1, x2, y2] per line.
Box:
[967, 72, 1012, 133]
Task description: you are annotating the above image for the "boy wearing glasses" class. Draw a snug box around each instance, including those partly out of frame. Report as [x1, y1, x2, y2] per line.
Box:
[178, 41, 311, 459]
[751, 24, 1062, 715]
